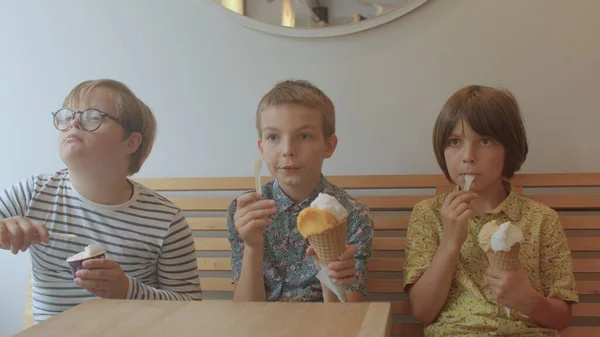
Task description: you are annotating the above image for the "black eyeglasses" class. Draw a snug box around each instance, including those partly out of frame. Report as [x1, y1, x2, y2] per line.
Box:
[52, 108, 124, 132]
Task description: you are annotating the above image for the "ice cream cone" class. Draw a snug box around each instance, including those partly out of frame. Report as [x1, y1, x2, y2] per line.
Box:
[308, 219, 348, 266]
[487, 243, 521, 271]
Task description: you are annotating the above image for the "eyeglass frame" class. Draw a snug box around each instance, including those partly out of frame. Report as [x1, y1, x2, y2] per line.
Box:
[51, 108, 125, 132]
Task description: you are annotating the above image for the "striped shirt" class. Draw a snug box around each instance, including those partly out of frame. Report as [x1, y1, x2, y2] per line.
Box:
[0, 169, 201, 323]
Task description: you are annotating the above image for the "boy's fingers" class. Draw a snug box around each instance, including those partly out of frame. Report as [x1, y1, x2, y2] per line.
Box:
[236, 192, 262, 209]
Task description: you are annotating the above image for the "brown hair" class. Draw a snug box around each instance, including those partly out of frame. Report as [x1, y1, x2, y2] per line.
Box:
[432, 85, 528, 181]
[256, 80, 335, 139]
[63, 79, 157, 175]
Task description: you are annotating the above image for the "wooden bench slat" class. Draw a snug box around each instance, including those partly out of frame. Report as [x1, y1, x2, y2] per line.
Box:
[188, 215, 600, 231]
[528, 195, 600, 210]
[189, 217, 227, 230]
[512, 173, 600, 187]
[391, 322, 424, 337]
[197, 257, 600, 273]
[560, 216, 600, 230]
[561, 327, 600, 337]
[173, 195, 600, 212]
[391, 301, 600, 317]
[197, 278, 600, 295]
[387, 323, 600, 337]
[197, 258, 231, 271]
[194, 237, 600, 252]
[137, 175, 452, 191]
[175, 195, 432, 212]
[137, 173, 600, 191]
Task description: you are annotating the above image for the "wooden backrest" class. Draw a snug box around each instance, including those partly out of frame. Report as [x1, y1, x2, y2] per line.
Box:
[25, 173, 600, 336]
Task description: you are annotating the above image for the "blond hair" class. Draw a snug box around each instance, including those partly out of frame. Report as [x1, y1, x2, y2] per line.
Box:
[256, 80, 335, 139]
[63, 79, 157, 175]
[432, 85, 528, 181]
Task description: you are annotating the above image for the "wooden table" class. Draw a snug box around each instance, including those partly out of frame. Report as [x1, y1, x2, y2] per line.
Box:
[16, 300, 392, 337]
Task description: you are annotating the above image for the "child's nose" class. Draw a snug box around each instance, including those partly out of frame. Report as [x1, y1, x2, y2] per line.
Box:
[461, 144, 476, 163]
[282, 140, 296, 157]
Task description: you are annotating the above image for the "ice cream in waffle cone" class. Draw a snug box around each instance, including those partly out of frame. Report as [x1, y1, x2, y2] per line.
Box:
[478, 220, 524, 270]
[478, 220, 524, 316]
[297, 193, 348, 265]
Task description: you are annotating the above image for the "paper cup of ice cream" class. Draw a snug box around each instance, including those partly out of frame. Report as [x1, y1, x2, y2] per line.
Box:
[66, 245, 106, 277]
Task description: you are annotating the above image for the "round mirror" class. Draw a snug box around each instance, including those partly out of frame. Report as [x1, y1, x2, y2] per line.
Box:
[213, 0, 428, 37]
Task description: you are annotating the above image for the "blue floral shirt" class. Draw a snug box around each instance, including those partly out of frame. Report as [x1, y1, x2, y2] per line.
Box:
[227, 176, 373, 301]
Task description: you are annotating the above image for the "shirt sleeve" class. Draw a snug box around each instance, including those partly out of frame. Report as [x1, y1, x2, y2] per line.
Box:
[346, 202, 374, 295]
[227, 198, 244, 284]
[538, 211, 579, 303]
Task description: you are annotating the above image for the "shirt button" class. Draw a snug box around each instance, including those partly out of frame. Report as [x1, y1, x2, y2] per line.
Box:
[292, 205, 301, 213]
[290, 265, 296, 271]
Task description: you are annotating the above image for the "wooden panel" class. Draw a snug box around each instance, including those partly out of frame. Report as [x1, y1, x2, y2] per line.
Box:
[325, 175, 448, 189]
[372, 216, 410, 230]
[388, 324, 600, 337]
[560, 216, 600, 230]
[391, 301, 600, 317]
[512, 173, 600, 188]
[561, 327, 600, 337]
[174, 195, 432, 212]
[194, 237, 406, 252]
[573, 259, 600, 273]
[368, 258, 404, 272]
[197, 258, 231, 271]
[528, 195, 600, 210]
[196, 278, 406, 294]
[189, 217, 227, 231]
[136, 177, 263, 191]
[372, 238, 405, 251]
[196, 257, 600, 273]
[136, 175, 451, 191]
[200, 278, 235, 292]
[188, 215, 600, 232]
[194, 238, 230, 251]
[576, 281, 600, 295]
[137, 173, 600, 191]
[354, 195, 431, 211]
[171, 197, 232, 211]
[193, 237, 600, 253]
[567, 238, 600, 252]
[390, 323, 424, 337]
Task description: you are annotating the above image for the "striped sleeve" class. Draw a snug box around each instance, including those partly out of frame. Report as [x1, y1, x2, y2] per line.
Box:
[0, 176, 35, 219]
[126, 212, 202, 300]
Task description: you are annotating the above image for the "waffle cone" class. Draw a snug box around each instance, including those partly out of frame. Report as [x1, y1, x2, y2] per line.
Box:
[308, 219, 348, 266]
[487, 243, 521, 271]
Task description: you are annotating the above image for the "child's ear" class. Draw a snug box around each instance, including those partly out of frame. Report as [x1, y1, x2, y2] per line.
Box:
[257, 138, 264, 158]
[125, 132, 143, 155]
[324, 134, 338, 158]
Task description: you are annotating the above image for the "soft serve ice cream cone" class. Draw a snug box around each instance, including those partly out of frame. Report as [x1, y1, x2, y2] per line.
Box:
[478, 220, 524, 317]
[297, 193, 349, 301]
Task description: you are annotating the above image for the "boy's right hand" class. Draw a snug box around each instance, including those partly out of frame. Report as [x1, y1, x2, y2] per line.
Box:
[0, 216, 49, 254]
[440, 191, 477, 248]
[233, 192, 277, 249]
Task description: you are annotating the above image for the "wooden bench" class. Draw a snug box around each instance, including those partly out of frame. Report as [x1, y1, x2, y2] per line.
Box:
[24, 173, 600, 336]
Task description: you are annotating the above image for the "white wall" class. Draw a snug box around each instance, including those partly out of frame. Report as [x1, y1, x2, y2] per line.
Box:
[1, 0, 599, 335]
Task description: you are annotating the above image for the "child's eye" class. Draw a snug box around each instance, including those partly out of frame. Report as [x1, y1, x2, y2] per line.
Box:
[481, 138, 493, 146]
[448, 138, 461, 147]
[265, 134, 277, 141]
[299, 133, 311, 140]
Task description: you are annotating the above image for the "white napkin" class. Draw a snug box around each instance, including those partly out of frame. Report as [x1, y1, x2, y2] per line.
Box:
[316, 263, 346, 302]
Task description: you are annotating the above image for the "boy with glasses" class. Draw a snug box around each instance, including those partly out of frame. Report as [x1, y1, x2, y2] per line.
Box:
[0, 79, 201, 323]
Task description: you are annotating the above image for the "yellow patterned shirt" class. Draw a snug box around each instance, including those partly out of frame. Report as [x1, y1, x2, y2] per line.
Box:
[403, 187, 579, 336]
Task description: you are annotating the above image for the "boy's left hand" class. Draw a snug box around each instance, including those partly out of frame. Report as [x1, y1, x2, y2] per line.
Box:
[486, 265, 538, 312]
[307, 245, 358, 286]
[74, 259, 129, 299]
